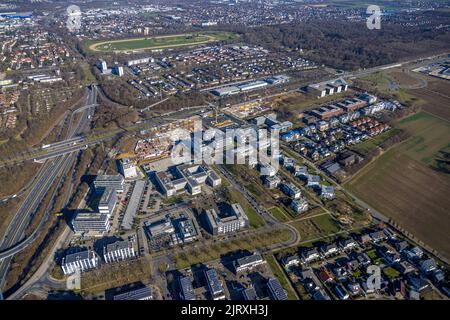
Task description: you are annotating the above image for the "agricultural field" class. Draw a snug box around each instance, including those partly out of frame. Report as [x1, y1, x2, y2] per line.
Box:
[346, 111, 450, 261]
[86, 32, 238, 53]
[405, 77, 450, 121]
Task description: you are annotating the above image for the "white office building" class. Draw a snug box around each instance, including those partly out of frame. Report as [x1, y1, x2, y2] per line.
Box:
[103, 240, 136, 263]
[119, 158, 138, 179]
[205, 203, 249, 235]
[61, 250, 99, 275]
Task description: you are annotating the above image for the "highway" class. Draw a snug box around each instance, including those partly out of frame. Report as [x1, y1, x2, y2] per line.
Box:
[0, 86, 97, 291]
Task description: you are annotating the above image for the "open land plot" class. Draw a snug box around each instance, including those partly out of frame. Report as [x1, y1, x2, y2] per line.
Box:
[405, 78, 450, 121]
[273, 90, 355, 122]
[289, 213, 342, 243]
[269, 206, 295, 222]
[387, 68, 427, 89]
[396, 112, 450, 166]
[346, 112, 450, 261]
[86, 32, 238, 53]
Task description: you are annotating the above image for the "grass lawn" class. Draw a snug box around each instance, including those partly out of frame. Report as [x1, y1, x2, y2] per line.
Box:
[264, 254, 297, 300]
[290, 213, 342, 242]
[383, 267, 400, 280]
[365, 249, 378, 260]
[86, 32, 238, 52]
[269, 206, 291, 222]
[82, 63, 97, 85]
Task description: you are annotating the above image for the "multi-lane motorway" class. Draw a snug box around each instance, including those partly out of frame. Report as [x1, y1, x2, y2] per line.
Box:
[0, 86, 97, 291]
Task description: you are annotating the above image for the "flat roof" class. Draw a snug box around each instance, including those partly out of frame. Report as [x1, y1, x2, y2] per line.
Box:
[121, 180, 146, 230]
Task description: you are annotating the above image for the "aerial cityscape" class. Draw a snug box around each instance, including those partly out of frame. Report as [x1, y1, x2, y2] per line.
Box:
[0, 0, 449, 308]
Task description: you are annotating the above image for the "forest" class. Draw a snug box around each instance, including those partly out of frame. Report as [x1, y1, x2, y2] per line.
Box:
[241, 19, 450, 71]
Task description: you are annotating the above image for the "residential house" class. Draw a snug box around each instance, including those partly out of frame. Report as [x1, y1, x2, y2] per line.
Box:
[302, 248, 320, 263]
[321, 243, 339, 257]
[420, 258, 437, 273]
[340, 238, 358, 251]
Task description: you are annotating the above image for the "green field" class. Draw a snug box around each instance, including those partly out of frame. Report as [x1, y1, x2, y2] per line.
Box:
[269, 206, 294, 222]
[346, 112, 450, 261]
[396, 112, 450, 166]
[352, 128, 402, 154]
[86, 32, 238, 52]
[289, 213, 342, 242]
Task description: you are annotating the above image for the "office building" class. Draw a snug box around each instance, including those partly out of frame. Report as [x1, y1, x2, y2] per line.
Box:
[61, 250, 99, 275]
[179, 276, 196, 300]
[307, 78, 348, 98]
[98, 187, 117, 216]
[121, 180, 146, 230]
[204, 268, 226, 300]
[155, 164, 221, 197]
[119, 158, 138, 179]
[233, 253, 265, 273]
[103, 240, 136, 263]
[291, 198, 309, 214]
[94, 175, 124, 193]
[205, 203, 249, 235]
[72, 212, 110, 235]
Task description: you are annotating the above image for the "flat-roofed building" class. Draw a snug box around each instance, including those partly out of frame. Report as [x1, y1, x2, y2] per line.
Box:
[267, 278, 288, 300]
[94, 175, 124, 193]
[113, 286, 153, 300]
[211, 86, 240, 97]
[204, 268, 226, 300]
[98, 187, 117, 216]
[156, 164, 221, 197]
[243, 286, 258, 300]
[120, 158, 138, 179]
[307, 78, 348, 99]
[61, 250, 99, 275]
[281, 183, 302, 199]
[103, 240, 136, 263]
[179, 276, 196, 300]
[311, 104, 344, 120]
[233, 252, 265, 273]
[174, 218, 198, 243]
[205, 203, 249, 235]
[72, 212, 110, 235]
[264, 175, 281, 189]
[291, 198, 309, 214]
[121, 180, 146, 230]
[146, 218, 175, 238]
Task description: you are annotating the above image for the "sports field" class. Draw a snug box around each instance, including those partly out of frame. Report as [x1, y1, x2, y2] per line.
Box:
[86, 32, 238, 52]
[346, 112, 450, 261]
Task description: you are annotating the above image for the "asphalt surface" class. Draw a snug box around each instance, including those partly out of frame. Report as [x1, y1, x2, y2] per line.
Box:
[0, 86, 97, 290]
